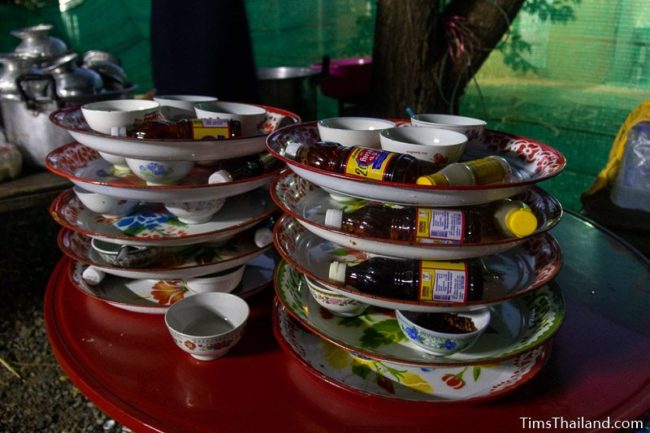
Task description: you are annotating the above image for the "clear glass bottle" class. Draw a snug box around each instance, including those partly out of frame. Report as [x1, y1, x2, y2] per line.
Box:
[416, 155, 512, 186]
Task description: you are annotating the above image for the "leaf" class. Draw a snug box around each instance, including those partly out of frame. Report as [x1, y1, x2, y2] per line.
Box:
[120, 225, 146, 237]
[360, 319, 406, 348]
[473, 366, 481, 382]
[351, 363, 372, 379]
[338, 316, 364, 328]
[331, 248, 352, 257]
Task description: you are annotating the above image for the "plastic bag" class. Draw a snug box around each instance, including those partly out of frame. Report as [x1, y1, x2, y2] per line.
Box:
[610, 121, 650, 212]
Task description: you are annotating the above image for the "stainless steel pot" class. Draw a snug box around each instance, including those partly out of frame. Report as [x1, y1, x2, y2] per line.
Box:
[11, 23, 68, 62]
[257, 67, 320, 121]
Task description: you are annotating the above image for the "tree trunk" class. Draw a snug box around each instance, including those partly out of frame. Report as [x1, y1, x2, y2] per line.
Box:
[369, 0, 526, 118]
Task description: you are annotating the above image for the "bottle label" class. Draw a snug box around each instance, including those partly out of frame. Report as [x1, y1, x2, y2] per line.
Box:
[466, 157, 507, 185]
[190, 119, 232, 140]
[345, 148, 395, 181]
[419, 261, 468, 303]
[415, 209, 464, 244]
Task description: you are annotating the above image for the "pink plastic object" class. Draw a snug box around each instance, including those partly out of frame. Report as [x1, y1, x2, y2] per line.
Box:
[311, 56, 372, 100]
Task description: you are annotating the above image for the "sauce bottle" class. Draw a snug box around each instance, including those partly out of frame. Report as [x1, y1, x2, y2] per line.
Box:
[208, 153, 281, 183]
[324, 199, 537, 243]
[284, 141, 445, 184]
[328, 257, 484, 303]
[127, 118, 241, 140]
[416, 155, 511, 186]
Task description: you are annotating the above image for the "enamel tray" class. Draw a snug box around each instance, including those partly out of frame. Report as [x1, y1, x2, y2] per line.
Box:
[45, 142, 280, 202]
[50, 188, 276, 247]
[265, 122, 566, 206]
[275, 260, 563, 365]
[271, 171, 562, 259]
[68, 252, 276, 314]
[274, 302, 551, 402]
[273, 215, 562, 312]
[58, 227, 272, 279]
[50, 105, 300, 161]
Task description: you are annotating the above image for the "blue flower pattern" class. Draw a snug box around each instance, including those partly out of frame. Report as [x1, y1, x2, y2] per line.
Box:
[444, 339, 457, 350]
[116, 211, 173, 232]
[140, 162, 171, 177]
[405, 326, 419, 340]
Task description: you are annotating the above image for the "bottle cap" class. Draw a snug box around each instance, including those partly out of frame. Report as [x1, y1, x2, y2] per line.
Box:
[416, 173, 449, 186]
[284, 142, 303, 159]
[254, 227, 273, 248]
[82, 266, 105, 285]
[505, 208, 538, 238]
[324, 209, 343, 228]
[208, 169, 233, 184]
[328, 261, 347, 283]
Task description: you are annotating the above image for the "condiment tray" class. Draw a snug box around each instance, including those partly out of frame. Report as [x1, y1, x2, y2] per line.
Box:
[271, 171, 562, 259]
[50, 188, 276, 247]
[46, 143, 279, 202]
[273, 215, 562, 312]
[50, 105, 301, 161]
[274, 302, 551, 402]
[58, 227, 272, 279]
[266, 122, 565, 206]
[68, 252, 275, 314]
[275, 261, 563, 365]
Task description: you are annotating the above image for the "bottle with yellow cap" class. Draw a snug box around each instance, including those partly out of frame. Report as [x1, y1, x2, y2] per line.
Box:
[323, 198, 538, 243]
[416, 155, 512, 186]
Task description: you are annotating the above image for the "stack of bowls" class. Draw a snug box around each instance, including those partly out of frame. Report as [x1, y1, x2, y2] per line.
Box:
[45, 97, 301, 325]
[265, 115, 567, 402]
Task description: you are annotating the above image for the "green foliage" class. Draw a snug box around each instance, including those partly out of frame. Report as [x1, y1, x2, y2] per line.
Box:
[523, 0, 581, 23]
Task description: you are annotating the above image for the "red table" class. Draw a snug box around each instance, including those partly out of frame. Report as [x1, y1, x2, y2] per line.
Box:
[45, 212, 650, 433]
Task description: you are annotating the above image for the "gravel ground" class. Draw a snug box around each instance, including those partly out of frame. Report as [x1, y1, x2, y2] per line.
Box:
[0, 206, 127, 433]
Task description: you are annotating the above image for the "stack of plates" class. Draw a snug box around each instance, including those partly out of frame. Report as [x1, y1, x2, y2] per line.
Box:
[266, 121, 566, 402]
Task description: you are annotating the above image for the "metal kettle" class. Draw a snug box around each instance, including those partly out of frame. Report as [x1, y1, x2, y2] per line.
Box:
[0, 53, 38, 100]
[39, 53, 103, 98]
[10, 23, 68, 62]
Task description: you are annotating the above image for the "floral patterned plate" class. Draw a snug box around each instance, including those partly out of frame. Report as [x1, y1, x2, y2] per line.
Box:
[68, 251, 276, 314]
[58, 226, 272, 279]
[50, 188, 276, 246]
[273, 215, 562, 312]
[266, 122, 565, 206]
[275, 260, 563, 365]
[45, 142, 280, 202]
[271, 171, 562, 260]
[274, 302, 551, 402]
[50, 105, 300, 161]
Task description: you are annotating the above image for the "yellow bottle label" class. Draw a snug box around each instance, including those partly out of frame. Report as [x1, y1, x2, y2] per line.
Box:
[419, 261, 468, 303]
[415, 208, 465, 244]
[345, 147, 395, 180]
[191, 119, 232, 140]
[466, 157, 507, 185]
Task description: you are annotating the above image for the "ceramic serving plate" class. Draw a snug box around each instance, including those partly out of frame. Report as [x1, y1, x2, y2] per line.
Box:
[50, 188, 276, 247]
[265, 122, 566, 206]
[274, 302, 551, 402]
[271, 171, 562, 260]
[45, 143, 280, 202]
[275, 260, 563, 365]
[68, 252, 276, 314]
[50, 105, 300, 161]
[58, 227, 272, 279]
[273, 215, 562, 312]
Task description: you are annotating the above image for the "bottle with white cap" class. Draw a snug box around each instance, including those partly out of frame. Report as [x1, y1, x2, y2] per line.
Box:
[208, 153, 280, 184]
[328, 257, 484, 303]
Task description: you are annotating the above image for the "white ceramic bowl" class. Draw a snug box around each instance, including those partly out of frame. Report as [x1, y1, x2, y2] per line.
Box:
[125, 158, 195, 185]
[81, 99, 160, 135]
[195, 101, 267, 137]
[305, 276, 369, 317]
[379, 126, 467, 163]
[396, 308, 491, 356]
[73, 185, 138, 217]
[154, 94, 218, 111]
[164, 198, 226, 224]
[185, 265, 246, 294]
[317, 117, 396, 148]
[97, 152, 130, 173]
[411, 114, 487, 143]
[165, 292, 249, 360]
[90, 238, 161, 268]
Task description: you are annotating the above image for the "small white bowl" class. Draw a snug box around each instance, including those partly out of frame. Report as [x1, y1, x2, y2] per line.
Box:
[195, 101, 267, 137]
[411, 114, 487, 143]
[305, 276, 369, 317]
[90, 238, 161, 268]
[164, 198, 226, 224]
[73, 185, 138, 217]
[97, 152, 130, 173]
[317, 117, 396, 148]
[379, 126, 467, 163]
[81, 99, 160, 135]
[396, 308, 491, 357]
[154, 94, 218, 111]
[125, 158, 195, 185]
[185, 266, 245, 294]
[165, 292, 249, 360]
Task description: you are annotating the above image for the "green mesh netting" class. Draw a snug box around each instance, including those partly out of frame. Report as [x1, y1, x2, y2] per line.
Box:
[2, 0, 649, 211]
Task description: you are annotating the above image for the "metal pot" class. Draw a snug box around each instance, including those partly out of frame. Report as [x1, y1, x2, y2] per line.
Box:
[39, 53, 103, 98]
[257, 67, 320, 121]
[0, 53, 38, 100]
[11, 23, 68, 62]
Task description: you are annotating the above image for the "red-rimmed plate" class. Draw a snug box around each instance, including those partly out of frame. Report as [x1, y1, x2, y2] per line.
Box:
[45, 142, 280, 202]
[265, 122, 565, 206]
[50, 105, 300, 161]
[50, 188, 276, 247]
[271, 170, 562, 259]
[273, 215, 562, 312]
[274, 301, 551, 402]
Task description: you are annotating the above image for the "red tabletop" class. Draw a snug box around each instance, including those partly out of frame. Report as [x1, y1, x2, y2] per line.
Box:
[45, 212, 650, 433]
